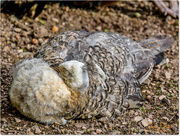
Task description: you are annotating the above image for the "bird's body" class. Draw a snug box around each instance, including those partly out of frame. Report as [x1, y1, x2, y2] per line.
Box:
[10, 31, 173, 124]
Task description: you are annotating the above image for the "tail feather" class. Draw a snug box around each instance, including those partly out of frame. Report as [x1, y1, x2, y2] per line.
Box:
[140, 35, 174, 52]
[140, 35, 174, 65]
[153, 52, 164, 65]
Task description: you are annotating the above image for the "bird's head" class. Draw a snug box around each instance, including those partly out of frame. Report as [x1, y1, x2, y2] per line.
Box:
[50, 60, 89, 94]
[10, 58, 89, 124]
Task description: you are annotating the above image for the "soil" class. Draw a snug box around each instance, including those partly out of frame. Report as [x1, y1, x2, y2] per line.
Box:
[1, 1, 179, 135]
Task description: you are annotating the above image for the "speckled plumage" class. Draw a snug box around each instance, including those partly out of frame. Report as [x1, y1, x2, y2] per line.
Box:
[10, 30, 173, 124]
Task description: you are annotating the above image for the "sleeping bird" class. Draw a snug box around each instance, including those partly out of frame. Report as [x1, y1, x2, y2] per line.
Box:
[10, 31, 174, 124]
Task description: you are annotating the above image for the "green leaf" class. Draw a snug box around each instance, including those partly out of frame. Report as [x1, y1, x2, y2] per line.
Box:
[134, 129, 138, 133]
[20, 48, 26, 51]
[139, 108, 144, 111]
[156, 106, 161, 109]
[104, 29, 109, 32]
[166, 64, 170, 68]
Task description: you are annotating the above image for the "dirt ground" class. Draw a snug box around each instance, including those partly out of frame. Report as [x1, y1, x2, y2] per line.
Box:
[1, 1, 179, 135]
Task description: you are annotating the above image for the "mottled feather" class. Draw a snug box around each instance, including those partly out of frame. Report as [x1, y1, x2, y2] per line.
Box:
[10, 30, 173, 124]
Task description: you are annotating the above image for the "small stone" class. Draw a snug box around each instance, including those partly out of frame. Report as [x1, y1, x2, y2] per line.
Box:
[82, 126, 86, 130]
[15, 34, 20, 39]
[148, 114, 153, 119]
[10, 15, 18, 22]
[76, 130, 84, 134]
[17, 49, 23, 53]
[122, 122, 128, 125]
[159, 95, 166, 101]
[141, 118, 152, 127]
[129, 110, 135, 115]
[26, 128, 34, 135]
[2, 46, 10, 52]
[45, 125, 49, 129]
[11, 43, 16, 48]
[52, 26, 59, 32]
[15, 117, 21, 123]
[52, 18, 59, 22]
[98, 117, 109, 124]
[134, 116, 143, 122]
[96, 129, 102, 134]
[109, 131, 117, 135]
[1, 118, 7, 122]
[159, 95, 170, 105]
[96, 26, 102, 31]
[12, 110, 16, 114]
[165, 72, 171, 80]
[54, 122, 61, 125]
[75, 123, 86, 128]
[14, 28, 21, 33]
[146, 90, 151, 95]
[162, 116, 169, 121]
[32, 38, 38, 45]
[161, 88, 167, 93]
[91, 132, 97, 135]
[38, 38, 43, 44]
[139, 129, 145, 133]
[35, 127, 41, 134]
[65, 6, 69, 12]
[134, 12, 141, 18]
[146, 95, 151, 101]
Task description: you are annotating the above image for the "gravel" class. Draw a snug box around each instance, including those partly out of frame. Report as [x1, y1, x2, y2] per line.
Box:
[0, 0, 178, 135]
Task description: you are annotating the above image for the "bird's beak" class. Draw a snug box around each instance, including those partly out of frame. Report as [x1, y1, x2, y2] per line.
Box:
[50, 64, 60, 73]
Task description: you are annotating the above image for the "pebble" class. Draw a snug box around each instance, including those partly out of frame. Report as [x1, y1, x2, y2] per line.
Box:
[146, 90, 151, 95]
[14, 28, 21, 33]
[26, 128, 34, 135]
[134, 12, 141, 18]
[15, 34, 20, 39]
[96, 26, 102, 31]
[129, 110, 135, 115]
[82, 126, 86, 130]
[141, 118, 152, 127]
[162, 116, 169, 121]
[122, 122, 128, 125]
[17, 49, 23, 53]
[148, 114, 153, 119]
[109, 131, 117, 135]
[35, 127, 41, 134]
[96, 129, 102, 134]
[159, 95, 170, 105]
[32, 38, 38, 45]
[45, 125, 49, 129]
[77, 130, 84, 134]
[52, 26, 59, 32]
[52, 18, 59, 22]
[143, 79, 151, 85]
[11, 43, 16, 48]
[14, 117, 21, 123]
[1, 118, 7, 122]
[75, 123, 86, 128]
[165, 71, 171, 80]
[10, 15, 18, 22]
[146, 95, 151, 101]
[134, 116, 143, 122]
[159, 95, 166, 101]
[65, 6, 69, 12]
[2, 46, 10, 52]
[91, 131, 97, 135]
[98, 117, 109, 124]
